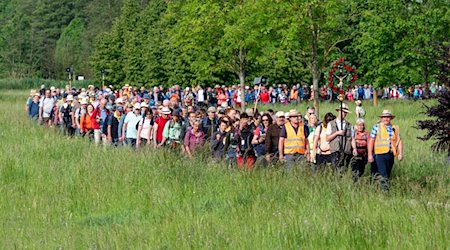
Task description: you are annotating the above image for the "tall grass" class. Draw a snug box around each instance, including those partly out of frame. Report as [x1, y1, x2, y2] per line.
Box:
[0, 90, 448, 248]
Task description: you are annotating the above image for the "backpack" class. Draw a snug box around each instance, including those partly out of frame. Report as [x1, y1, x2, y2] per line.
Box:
[77, 107, 85, 124]
[238, 127, 254, 156]
[61, 104, 72, 125]
[317, 124, 331, 155]
[253, 125, 266, 156]
[136, 115, 145, 130]
[103, 113, 113, 135]
[354, 131, 368, 155]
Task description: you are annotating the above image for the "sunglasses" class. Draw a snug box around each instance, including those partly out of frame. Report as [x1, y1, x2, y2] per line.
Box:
[262, 119, 269, 121]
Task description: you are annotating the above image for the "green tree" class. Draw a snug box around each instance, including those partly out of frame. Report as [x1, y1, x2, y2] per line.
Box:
[54, 17, 85, 78]
[352, 0, 450, 86]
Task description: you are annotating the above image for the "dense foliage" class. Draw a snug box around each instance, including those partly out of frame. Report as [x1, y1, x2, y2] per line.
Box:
[417, 90, 450, 155]
[0, 0, 449, 87]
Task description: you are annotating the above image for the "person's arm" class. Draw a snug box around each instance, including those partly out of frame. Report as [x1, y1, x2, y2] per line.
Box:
[107, 125, 112, 142]
[147, 125, 153, 145]
[25, 98, 30, 112]
[368, 137, 375, 163]
[312, 128, 321, 161]
[80, 114, 84, 132]
[265, 127, 272, 160]
[368, 125, 378, 162]
[153, 123, 159, 147]
[136, 121, 142, 148]
[160, 122, 169, 146]
[38, 100, 43, 121]
[122, 122, 128, 140]
[397, 128, 403, 160]
[326, 124, 344, 142]
[58, 106, 63, 124]
[70, 108, 76, 128]
[304, 137, 310, 161]
[251, 128, 261, 145]
[278, 137, 285, 161]
[251, 134, 259, 145]
[397, 139, 403, 161]
[212, 132, 221, 150]
[184, 130, 192, 157]
[351, 137, 357, 156]
[75, 109, 81, 129]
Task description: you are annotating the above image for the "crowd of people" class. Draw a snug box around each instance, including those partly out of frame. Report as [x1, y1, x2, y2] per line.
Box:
[26, 83, 413, 192]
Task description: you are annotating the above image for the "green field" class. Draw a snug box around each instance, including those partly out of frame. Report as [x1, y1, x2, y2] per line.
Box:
[0, 90, 448, 249]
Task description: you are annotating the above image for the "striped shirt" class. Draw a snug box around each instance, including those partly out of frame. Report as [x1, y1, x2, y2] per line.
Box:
[370, 123, 394, 139]
[370, 123, 396, 152]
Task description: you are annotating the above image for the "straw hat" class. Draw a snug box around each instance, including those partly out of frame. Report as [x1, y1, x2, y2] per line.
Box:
[122, 84, 130, 89]
[116, 98, 124, 104]
[335, 103, 351, 113]
[287, 109, 301, 117]
[379, 110, 396, 119]
[140, 102, 149, 108]
[66, 95, 74, 101]
[275, 111, 285, 118]
[80, 99, 89, 105]
[133, 103, 141, 110]
[161, 107, 171, 115]
[207, 106, 217, 113]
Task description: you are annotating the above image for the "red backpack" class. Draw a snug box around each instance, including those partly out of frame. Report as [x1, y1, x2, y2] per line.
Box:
[355, 131, 369, 155]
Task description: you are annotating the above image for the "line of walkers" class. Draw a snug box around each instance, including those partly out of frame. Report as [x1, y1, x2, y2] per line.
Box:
[26, 85, 403, 192]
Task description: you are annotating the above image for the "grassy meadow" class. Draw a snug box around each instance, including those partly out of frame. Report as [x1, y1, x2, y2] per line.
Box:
[0, 90, 448, 249]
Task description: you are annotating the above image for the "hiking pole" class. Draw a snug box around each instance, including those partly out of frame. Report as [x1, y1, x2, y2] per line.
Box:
[253, 82, 262, 113]
[338, 93, 345, 165]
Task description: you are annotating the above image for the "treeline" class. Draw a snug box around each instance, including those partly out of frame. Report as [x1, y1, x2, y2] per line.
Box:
[0, 0, 123, 79]
[1, 0, 449, 88]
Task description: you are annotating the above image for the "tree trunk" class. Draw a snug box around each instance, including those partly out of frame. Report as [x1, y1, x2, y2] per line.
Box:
[238, 48, 246, 112]
[309, 4, 320, 118]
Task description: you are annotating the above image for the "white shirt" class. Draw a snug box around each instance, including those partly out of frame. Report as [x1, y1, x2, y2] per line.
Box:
[139, 118, 152, 140]
[236, 90, 242, 103]
[124, 112, 142, 139]
[197, 89, 204, 102]
[39, 97, 55, 118]
[326, 118, 351, 135]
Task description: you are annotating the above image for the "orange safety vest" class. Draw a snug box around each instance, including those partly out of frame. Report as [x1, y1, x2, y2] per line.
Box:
[290, 89, 298, 100]
[284, 122, 306, 154]
[374, 123, 400, 157]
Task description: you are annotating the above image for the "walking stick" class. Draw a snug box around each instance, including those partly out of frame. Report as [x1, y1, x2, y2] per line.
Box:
[253, 83, 262, 113]
[338, 93, 345, 167]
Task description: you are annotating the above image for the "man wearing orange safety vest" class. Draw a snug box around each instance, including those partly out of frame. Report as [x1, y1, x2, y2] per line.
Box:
[279, 110, 310, 171]
[289, 86, 299, 105]
[368, 110, 403, 192]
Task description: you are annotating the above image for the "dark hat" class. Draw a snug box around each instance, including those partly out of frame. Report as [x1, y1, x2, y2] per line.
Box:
[240, 113, 249, 119]
[143, 93, 150, 99]
[172, 109, 181, 117]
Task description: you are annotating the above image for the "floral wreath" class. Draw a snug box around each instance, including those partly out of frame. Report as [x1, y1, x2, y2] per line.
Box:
[327, 57, 357, 94]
